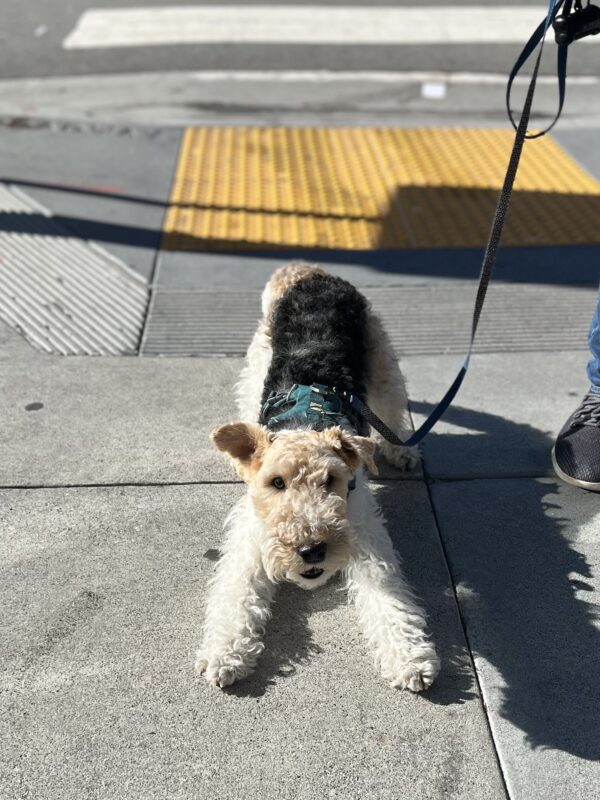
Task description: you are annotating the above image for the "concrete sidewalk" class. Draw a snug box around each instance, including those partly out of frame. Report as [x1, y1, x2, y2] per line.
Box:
[1, 119, 599, 800]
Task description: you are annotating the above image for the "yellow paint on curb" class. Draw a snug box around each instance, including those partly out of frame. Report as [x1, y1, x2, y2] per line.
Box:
[163, 127, 600, 250]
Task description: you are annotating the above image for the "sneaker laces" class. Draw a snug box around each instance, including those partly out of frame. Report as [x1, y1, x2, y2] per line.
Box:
[571, 393, 600, 428]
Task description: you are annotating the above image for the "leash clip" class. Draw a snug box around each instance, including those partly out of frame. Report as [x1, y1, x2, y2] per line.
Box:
[329, 386, 354, 404]
[554, 1, 600, 43]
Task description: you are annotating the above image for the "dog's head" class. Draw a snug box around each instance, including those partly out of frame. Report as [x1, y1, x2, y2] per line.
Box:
[212, 423, 376, 589]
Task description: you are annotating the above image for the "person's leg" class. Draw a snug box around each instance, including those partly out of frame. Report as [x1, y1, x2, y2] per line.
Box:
[553, 287, 600, 492]
[586, 290, 600, 394]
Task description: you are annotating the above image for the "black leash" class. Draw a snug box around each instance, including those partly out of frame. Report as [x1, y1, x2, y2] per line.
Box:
[349, 0, 587, 448]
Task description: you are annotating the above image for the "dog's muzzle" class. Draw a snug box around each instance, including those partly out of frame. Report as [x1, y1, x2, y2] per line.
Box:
[297, 541, 327, 564]
[297, 542, 327, 580]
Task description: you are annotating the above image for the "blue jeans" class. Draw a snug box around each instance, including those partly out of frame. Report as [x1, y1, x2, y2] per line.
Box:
[588, 287, 600, 394]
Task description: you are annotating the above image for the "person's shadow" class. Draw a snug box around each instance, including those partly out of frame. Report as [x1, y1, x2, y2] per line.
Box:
[208, 397, 599, 759]
[411, 400, 600, 761]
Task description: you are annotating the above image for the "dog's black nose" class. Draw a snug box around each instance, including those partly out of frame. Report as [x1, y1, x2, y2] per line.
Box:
[298, 541, 327, 563]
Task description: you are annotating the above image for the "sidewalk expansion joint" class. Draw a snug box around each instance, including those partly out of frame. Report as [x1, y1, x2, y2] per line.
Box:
[423, 473, 511, 799]
[0, 473, 553, 491]
[426, 471, 555, 482]
[412, 414, 511, 798]
[0, 480, 244, 491]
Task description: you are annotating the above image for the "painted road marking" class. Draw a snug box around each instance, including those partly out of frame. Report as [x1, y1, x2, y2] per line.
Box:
[162, 127, 600, 251]
[62, 6, 596, 49]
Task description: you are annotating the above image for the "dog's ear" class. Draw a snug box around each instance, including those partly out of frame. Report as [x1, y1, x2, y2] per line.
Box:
[211, 423, 272, 481]
[323, 428, 378, 475]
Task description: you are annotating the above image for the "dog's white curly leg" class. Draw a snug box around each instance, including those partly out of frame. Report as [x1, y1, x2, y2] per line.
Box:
[196, 498, 275, 689]
[346, 488, 439, 692]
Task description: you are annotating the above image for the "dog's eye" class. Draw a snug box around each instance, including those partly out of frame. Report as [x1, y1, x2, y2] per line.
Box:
[324, 474, 334, 488]
[271, 477, 286, 490]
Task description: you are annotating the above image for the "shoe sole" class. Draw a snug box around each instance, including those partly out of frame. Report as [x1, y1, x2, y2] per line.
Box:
[551, 448, 600, 492]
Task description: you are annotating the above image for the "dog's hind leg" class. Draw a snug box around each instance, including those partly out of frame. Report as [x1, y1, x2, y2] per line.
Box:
[196, 497, 275, 688]
[365, 310, 418, 471]
[346, 483, 440, 692]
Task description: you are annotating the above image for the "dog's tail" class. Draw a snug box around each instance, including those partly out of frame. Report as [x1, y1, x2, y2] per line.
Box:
[261, 261, 325, 319]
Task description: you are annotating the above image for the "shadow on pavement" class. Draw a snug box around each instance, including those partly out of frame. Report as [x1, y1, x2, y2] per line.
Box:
[376, 482, 479, 709]
[226, 583, 330, 699]
[414, 401, 600, 761]
[228, 490, 477, 708]
[2, 180, 600, 284]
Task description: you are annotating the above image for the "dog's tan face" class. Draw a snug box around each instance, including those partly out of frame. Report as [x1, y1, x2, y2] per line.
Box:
[212, 423, 376, 589]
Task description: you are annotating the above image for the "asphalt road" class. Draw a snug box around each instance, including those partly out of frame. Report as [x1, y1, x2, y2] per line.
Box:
[1, 0, 599, 79]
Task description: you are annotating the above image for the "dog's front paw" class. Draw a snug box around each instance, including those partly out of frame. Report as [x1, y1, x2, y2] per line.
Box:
[383, 648, 440, 693]
[378, 442, 419, 472]
[195, 651, 251, 689]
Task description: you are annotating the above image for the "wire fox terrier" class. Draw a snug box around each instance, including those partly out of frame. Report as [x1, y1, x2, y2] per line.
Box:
[196, 263, 440, 692]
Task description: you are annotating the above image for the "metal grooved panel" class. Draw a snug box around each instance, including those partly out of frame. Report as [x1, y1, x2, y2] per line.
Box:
[141, 284, 597, 357]
[0, 184, 148, 355]
[163, 127, 600, 251]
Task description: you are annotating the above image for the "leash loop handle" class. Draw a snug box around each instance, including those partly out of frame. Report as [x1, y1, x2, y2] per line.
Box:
[358, 0, 564, 449]
[506, 0, 568, 139]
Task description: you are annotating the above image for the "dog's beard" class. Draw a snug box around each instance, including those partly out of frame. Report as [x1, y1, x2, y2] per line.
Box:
[286, 565, 336, 590]
[260, 530, 352, 590]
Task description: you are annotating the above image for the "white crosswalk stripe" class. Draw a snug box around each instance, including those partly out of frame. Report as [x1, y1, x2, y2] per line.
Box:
[63, 5, 581, 49]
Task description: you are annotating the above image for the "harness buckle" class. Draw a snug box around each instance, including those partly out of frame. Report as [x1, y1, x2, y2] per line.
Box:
[330, 386, 354, 404]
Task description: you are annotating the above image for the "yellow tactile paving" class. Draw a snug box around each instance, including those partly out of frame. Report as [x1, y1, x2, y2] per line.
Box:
[162, 127, 600, 251]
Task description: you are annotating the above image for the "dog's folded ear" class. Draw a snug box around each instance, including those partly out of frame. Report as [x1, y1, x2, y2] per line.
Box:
[323, 428, 378, 475]
[211, 423, 272, 480]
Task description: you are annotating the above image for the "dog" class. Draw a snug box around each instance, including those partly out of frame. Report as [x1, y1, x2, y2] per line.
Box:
[196, 262, 440, 692]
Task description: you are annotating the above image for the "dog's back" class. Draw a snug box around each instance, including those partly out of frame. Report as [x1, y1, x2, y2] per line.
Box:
[263, 272, 370, 401]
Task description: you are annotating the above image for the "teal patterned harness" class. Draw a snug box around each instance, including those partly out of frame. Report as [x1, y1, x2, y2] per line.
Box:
[259, 383, 369, 494]
[260, 383, 368, 437]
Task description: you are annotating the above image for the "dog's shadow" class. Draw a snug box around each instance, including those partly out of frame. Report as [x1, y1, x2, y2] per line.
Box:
[226, 485, 477, 704]
[227, 581, 342, 698]
[374, 483, 478, 708]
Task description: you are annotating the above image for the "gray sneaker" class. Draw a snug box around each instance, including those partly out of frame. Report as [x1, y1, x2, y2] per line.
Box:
[552, 392, 600, 492]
